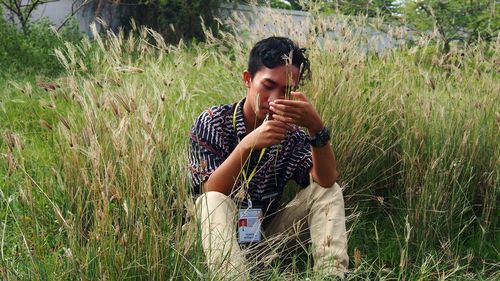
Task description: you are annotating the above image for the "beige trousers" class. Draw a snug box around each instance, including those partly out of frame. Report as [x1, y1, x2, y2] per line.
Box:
[195, 181, 348, 280]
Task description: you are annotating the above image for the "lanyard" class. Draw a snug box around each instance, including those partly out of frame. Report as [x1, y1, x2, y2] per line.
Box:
[233, 100, 266, 195]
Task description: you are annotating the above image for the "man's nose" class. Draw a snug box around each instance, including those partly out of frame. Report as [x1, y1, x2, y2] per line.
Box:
[268, 90, 283, 101]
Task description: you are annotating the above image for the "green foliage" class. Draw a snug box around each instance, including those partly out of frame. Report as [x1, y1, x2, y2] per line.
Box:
[235, 0, 302, 10]
[402, 0, 499, 50]
[269, 0, 294, 10]
[123, 0, 224, 44]
[0, 0, 52, 32]
[0, 17, 84, 78]
[330, 0, 399, 19]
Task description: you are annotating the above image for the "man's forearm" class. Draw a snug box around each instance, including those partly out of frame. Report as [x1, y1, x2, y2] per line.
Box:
[203, 142, 252, 195]
[311, 144, 338, 188]
[308, 121, 338, 187]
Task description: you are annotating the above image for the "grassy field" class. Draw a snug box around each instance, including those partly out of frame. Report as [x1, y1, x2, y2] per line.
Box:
[0, 16, 499, 280]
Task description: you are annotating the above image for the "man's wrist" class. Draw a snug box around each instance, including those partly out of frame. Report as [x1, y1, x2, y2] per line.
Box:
[237, 138, 252, 153]
[238, 137, 261, 154]
[307, 119, 325, 137]
[308, 126, 331, 148]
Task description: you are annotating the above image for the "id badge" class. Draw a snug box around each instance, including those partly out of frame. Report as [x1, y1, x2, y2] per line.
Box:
[237, 208, 263, 244]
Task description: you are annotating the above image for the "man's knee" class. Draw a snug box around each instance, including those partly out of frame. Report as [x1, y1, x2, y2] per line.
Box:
[195, 191, 237, 220]
[308, 182, 346, 224]
[313, 180, 340, 189]
[196, 190, 234, 206]
[324, 182, 343, 197]
[311, 181, 344, 200]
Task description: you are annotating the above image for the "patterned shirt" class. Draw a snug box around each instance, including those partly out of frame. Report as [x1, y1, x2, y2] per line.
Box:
[189, 99, 313, 219]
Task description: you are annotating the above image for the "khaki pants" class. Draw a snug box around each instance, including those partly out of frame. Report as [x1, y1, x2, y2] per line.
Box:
[196, 181, 348, 280]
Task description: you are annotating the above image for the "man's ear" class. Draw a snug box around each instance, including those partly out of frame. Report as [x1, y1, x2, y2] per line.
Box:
[242, 70, 251, 88]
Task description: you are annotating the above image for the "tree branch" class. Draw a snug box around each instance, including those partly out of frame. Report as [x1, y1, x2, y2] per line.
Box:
[1, 0, 55, 32]
[0, 1, 22, 18]
[19, 0, 58, 7]
[417, 2, 447, 42]
[56, 0, 91, 31]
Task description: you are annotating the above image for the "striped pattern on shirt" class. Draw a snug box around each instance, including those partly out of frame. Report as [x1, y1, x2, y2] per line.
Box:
[189, 99, 312, 218]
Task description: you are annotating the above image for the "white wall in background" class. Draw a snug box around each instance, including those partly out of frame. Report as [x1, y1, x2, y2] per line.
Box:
[2, 2, 408, 52]
[220, 4, 409, 53]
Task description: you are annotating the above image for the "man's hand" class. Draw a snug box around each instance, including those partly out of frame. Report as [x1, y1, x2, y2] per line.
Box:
[271, 91, 338, 187]
[241, 120, 293, 150]
[269, 92, 324, 135]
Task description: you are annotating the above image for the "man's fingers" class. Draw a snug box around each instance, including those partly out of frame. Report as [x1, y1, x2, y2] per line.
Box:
[259, 132, 286, 146]
[277, 120, 294, 131]
[271, 98, 306, 107]
[291, 91, 308, 102]
[269, 126, 288, 136]
[269, 108, 301, 124]
[272, 114, 295, 125]
[270, 103, 303, 117]
[267, 120, 294, 131]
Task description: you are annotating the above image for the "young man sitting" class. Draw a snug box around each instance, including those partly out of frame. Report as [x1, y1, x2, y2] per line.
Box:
[189, 36, 348, 279]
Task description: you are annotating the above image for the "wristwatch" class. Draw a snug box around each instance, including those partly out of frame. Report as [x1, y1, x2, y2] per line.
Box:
[308, 127, 331, 148]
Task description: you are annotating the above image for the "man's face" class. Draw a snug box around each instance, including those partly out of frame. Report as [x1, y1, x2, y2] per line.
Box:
[243, 64, 300, 122]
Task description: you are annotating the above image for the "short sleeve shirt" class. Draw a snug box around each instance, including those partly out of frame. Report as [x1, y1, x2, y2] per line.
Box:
[188, 99, 313, 218]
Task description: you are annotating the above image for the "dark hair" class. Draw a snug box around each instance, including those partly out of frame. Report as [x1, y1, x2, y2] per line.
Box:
[247, 36, 310, 83]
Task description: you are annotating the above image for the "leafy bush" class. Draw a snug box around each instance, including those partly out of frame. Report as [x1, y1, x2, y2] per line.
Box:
[0, 16, 84, 79]
[123, 0, 224, 44]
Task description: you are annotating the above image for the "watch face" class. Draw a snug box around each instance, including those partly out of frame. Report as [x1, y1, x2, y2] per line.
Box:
[312, 137, 327, 147]
[310, 127, 330, 148]
[316, 138, 328, 147]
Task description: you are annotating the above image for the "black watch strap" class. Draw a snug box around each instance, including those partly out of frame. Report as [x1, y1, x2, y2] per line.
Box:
[309, 127, 331, 148]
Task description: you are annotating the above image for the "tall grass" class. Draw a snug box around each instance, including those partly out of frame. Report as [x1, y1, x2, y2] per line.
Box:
[0, 7, 498, 280]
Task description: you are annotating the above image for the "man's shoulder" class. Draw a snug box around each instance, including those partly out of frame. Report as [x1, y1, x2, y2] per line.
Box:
[192, 103, 233, 132]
